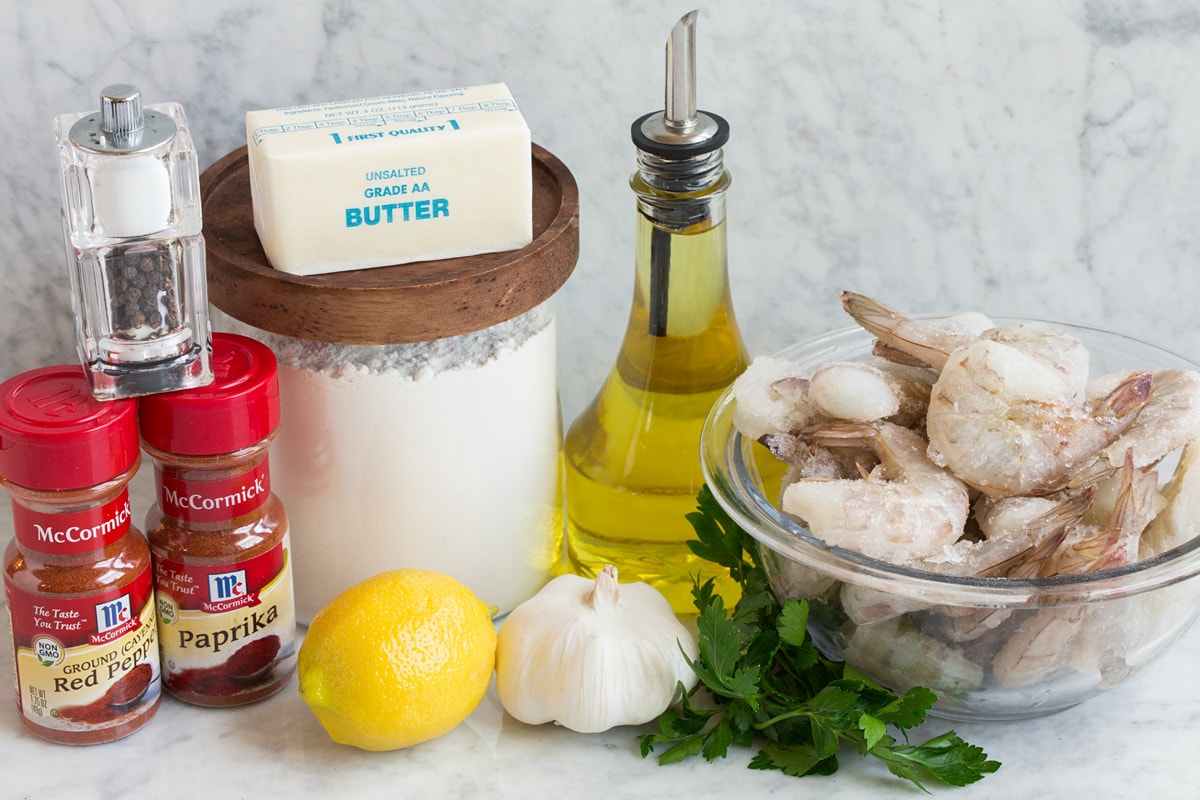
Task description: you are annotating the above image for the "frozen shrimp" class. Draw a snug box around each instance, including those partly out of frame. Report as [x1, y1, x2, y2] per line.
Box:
[841, 617, 984, 695]
[978, 456, 1153, 581]
[1067, 455, 1176, 686]
[932, 491, 1094, 643]
[1074, 369, 1200, 486]
[841, 291, 1089, 395]
[839, 290, 992, 371]
[954, 488, 1096, 578]
[807, 359, 934, 427]
[1137, 434, 1200, 561]
[991, 607, 1088, 689]
[1048, 455, 1160, 575]
[769, 560, 839, 605]
[844, 490, 1093, 629]
[991, 456, 1159, 688]
[761, 432, 878, 482]
[926, 348, 1151, 498]
[731, 356, 825, 441]
[781, 422, 970, 565]
[840, 584, 931, 627]
[1141, 440, 1200, 559]
[839, 291, 1140, 497]
[732, 351, 935, 443]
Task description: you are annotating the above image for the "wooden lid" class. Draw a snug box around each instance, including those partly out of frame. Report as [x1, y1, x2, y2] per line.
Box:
[199, 143, 579, 344]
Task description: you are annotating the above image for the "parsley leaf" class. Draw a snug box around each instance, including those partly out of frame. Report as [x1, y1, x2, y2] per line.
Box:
[640, 485, 1001, 791]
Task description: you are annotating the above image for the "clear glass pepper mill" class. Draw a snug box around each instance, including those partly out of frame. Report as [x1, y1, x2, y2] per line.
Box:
[564, 11, 750, 613]
[55, 83, 213, 400]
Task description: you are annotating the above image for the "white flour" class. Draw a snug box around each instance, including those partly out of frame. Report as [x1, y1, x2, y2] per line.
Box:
[232, 303, 562, 623]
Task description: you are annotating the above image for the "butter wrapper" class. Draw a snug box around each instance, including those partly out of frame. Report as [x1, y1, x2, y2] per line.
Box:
[245, 83, 532, 275]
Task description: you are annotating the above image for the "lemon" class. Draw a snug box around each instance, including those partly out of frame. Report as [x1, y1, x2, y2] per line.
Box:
[298, 569, 496, 751]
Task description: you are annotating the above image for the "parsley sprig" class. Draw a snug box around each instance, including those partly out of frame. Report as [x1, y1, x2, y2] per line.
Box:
[639, 486, 1000, 791]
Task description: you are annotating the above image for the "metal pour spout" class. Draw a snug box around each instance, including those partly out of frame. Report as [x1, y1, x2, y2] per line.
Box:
[632, 10, 732, 337]
[634, 9, 727, 156]
[665, 10, 699, 135]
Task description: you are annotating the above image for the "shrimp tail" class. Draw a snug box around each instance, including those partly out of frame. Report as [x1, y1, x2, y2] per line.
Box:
[1093, 370, 1153, 421]
[839, 290, 958, 370]
[1067, 372, 1154, 488]
[1054, 452, 1159, 575]
[977, 486, 1097, 578]
[797, 421, 878, 448]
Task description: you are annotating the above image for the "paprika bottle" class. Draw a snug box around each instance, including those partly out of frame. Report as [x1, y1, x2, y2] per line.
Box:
[138, 332, 296, 706]
[1, 365, 161, 745]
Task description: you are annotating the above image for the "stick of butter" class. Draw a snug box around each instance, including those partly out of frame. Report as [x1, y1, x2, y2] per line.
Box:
[244, 83, 532, 275]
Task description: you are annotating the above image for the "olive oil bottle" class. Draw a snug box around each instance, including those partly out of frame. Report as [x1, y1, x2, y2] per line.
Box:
[564, 10, 749, 612]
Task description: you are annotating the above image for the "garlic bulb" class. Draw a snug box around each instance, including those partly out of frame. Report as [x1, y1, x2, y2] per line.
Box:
[495, 564, 700, 733]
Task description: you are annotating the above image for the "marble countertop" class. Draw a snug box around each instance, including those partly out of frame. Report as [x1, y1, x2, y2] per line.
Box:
[2, 612, 1197, 799]
[6, 481, 1197, 798]
[5, 2, 1200, 796]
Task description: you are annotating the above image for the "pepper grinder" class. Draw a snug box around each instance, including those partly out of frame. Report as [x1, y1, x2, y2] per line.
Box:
[55, 83, 213, 400]
[563, 10, 750, 613]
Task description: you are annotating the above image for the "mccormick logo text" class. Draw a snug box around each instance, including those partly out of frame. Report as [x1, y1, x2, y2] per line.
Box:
[203, 568, 260, 613]
[91, 593, 140, 645]
[34, 500, 131, 546]
[162, 475, 267, 515]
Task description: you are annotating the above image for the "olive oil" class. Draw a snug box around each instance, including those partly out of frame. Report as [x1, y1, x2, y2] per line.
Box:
[564, 14, 749, 611]
[563, 283, 748, 611]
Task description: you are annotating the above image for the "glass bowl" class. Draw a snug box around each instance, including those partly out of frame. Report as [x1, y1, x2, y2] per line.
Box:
[700, 318, 1200, 721]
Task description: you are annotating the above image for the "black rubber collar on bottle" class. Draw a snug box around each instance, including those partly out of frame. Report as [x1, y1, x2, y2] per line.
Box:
[631, 111, 730, 158]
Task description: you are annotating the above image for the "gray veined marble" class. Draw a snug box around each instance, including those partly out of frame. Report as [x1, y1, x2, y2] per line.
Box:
[1, 2, 1199, 797]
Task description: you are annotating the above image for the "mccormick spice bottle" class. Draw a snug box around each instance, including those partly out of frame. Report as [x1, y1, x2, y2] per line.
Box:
[138, 332, 296, 706]
[0, 365, 161, 745]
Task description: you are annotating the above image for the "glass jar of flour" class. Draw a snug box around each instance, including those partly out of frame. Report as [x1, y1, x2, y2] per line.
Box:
[199, 144, 578, 623]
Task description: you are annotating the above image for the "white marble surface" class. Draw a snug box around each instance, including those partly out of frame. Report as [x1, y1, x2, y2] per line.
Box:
[3, 1, 1200, 796]
[1, 607, 1198, 799]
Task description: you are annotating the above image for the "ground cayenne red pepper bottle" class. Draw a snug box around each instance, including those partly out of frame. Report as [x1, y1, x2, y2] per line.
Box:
[1, 365, 161, 744]
[138, 332, 296, 706]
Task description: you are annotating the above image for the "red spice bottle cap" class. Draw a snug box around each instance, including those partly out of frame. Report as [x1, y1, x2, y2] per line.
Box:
[0, 365, 140, 491]
[138, 333, 280, 456]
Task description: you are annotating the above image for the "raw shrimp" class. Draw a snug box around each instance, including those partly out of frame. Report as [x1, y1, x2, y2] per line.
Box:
[975, 495, 1067, 540]
[1074, 369, 1200, 485]
[840, 291, 1089, 395]
[955, 488, 1096, 578]
[843, 490, 1094, 629]
[839, 290, 991, 371]
[768, 559, 839, 605]
[760, 432, 877, 482]
[731, 356, 825, 441]
[926, 348, 1151, 498]
[1141, 440, 1200, 559]
[839, 291, 1141, 497]
[840, 617, 984, 695]
[808, 359, 934, 427]
[732, 351, 935, 443]
[932, 490, 1094, 643]
[991, 607, 1088, 689]
[840, 584, 931, 627]
[1048, 455, 1160, 575]
[1071, 454, 1189, 684]
[978, 456, 1154, 581]
[781, 422, 970, 565]
[991, 456, 1159, 688]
